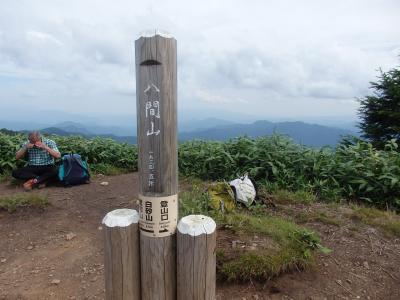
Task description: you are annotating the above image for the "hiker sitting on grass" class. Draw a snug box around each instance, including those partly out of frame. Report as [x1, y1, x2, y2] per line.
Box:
[12, 131, 61, 190]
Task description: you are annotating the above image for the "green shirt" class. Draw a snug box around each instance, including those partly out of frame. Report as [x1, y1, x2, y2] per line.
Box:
[22, 138, 59, 166]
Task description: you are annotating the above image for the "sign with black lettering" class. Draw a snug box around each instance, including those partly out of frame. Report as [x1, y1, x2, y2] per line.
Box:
[138, 194, 178, 237]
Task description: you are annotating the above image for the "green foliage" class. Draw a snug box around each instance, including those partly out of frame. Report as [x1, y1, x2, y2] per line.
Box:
[293, 229, 332, 255]
[179, 136, 400, 209]
[332, 139, 400, 206]
[178, 140, 236, 180]
[220, 252, 303, 282]
[179, 185, 210, 217]
[247, 202, 268, 216]
[0, 132, 26, 173]
[0, 193, 49, 212]
[217, 212, 328, 281]
[1, 131, 399, 209]
[0, 133, 138, 174]
[178, 186, 327, 281]
[52, 135, 138, 172]
[358, 66, 400, 147]
[272, 189, 317, 205]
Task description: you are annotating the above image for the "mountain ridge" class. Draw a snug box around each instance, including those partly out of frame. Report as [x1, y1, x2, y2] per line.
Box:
[179, 120, 355, 147]
[21, 119, 358, 147]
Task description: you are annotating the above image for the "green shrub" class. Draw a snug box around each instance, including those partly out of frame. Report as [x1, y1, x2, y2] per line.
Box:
[0, 133, 138, 174]
[272, 189, 317, 205]
[1, 131, 399, 209]
[179, 136, 400, 209]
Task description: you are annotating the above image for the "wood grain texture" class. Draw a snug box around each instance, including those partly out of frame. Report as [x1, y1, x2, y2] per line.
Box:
[177, 233, 194, 299]
[135, 34, 177, 197]
[205, 232, 216, 300]
[111, 228, 123, 300]
[140, 234, 177, 300]
[193, 235, 206, 299]
[104, 226, 114, 299]
[135, 34, 178, 300]
[104, 223, 141, 300]
[177, 229, 217, 300]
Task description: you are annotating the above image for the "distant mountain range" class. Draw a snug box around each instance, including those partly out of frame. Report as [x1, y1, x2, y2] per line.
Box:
[40, 125, 137, 144]
[30, 120, 357, 148]
[179, 120, 356, 147]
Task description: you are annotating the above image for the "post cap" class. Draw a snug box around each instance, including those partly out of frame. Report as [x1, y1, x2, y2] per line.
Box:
[177, 215, 216, 236]
[138, 29, 173, 39]
[102, 209, 139, 227]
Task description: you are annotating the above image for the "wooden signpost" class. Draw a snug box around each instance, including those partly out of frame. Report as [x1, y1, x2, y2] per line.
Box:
[135, 30, 178, 300]
[103, 30, 216, 300]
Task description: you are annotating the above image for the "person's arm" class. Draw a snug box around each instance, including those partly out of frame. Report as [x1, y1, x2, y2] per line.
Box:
[47, 146, 61, 159]
[15, 142, 33, 160]
[35, 141, 61, 159]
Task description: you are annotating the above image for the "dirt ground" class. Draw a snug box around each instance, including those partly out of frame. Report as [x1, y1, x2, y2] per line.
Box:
[0, 173, 399, 300]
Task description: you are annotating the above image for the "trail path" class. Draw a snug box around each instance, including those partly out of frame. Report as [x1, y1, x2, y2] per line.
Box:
[0, 173, 399, 299]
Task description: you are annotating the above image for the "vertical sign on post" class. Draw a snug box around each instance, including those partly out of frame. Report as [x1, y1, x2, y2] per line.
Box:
[135, 30, 178, 300]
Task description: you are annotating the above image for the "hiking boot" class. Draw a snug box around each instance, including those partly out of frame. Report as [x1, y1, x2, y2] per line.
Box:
[23, 179, 35, 190]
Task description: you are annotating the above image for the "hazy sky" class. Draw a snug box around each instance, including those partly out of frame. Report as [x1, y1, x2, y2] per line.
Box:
[1, 0, 399, 123]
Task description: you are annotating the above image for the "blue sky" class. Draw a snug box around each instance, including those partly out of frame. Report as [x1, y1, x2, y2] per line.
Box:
[0, 0, 399, 124]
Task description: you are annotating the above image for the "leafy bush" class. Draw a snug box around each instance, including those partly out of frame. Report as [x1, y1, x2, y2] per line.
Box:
[0, 132, 26, 173]
[52, 136, 138, 172]
[0, 133, 138, 174]
[179, 136, 400, 209]
[1, 132, 399, 209]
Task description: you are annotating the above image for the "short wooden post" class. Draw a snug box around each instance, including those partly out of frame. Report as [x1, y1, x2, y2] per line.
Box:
[135, 30, 178, 300]
[177, 215, 217, 300]
[103, 209, 141, 300]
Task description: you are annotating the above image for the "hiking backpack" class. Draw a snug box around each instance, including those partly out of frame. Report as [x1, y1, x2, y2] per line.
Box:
[58, 154, 90, 186]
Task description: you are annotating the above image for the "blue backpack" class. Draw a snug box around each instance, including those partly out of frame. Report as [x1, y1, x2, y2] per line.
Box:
[58, 154, 90, 186]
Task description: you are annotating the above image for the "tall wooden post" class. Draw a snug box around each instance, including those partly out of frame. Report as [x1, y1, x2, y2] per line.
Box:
[135, 30, 178, 300]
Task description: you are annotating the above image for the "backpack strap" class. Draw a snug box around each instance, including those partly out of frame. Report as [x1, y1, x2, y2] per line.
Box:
[71, 155, 90, 178]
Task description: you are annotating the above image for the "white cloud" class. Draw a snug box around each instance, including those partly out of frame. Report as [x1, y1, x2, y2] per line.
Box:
[195, 89, 247, 104]
[26, 30, 63, 46]
[196, 90, 229, 104]
[0, 0, 399, 121]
